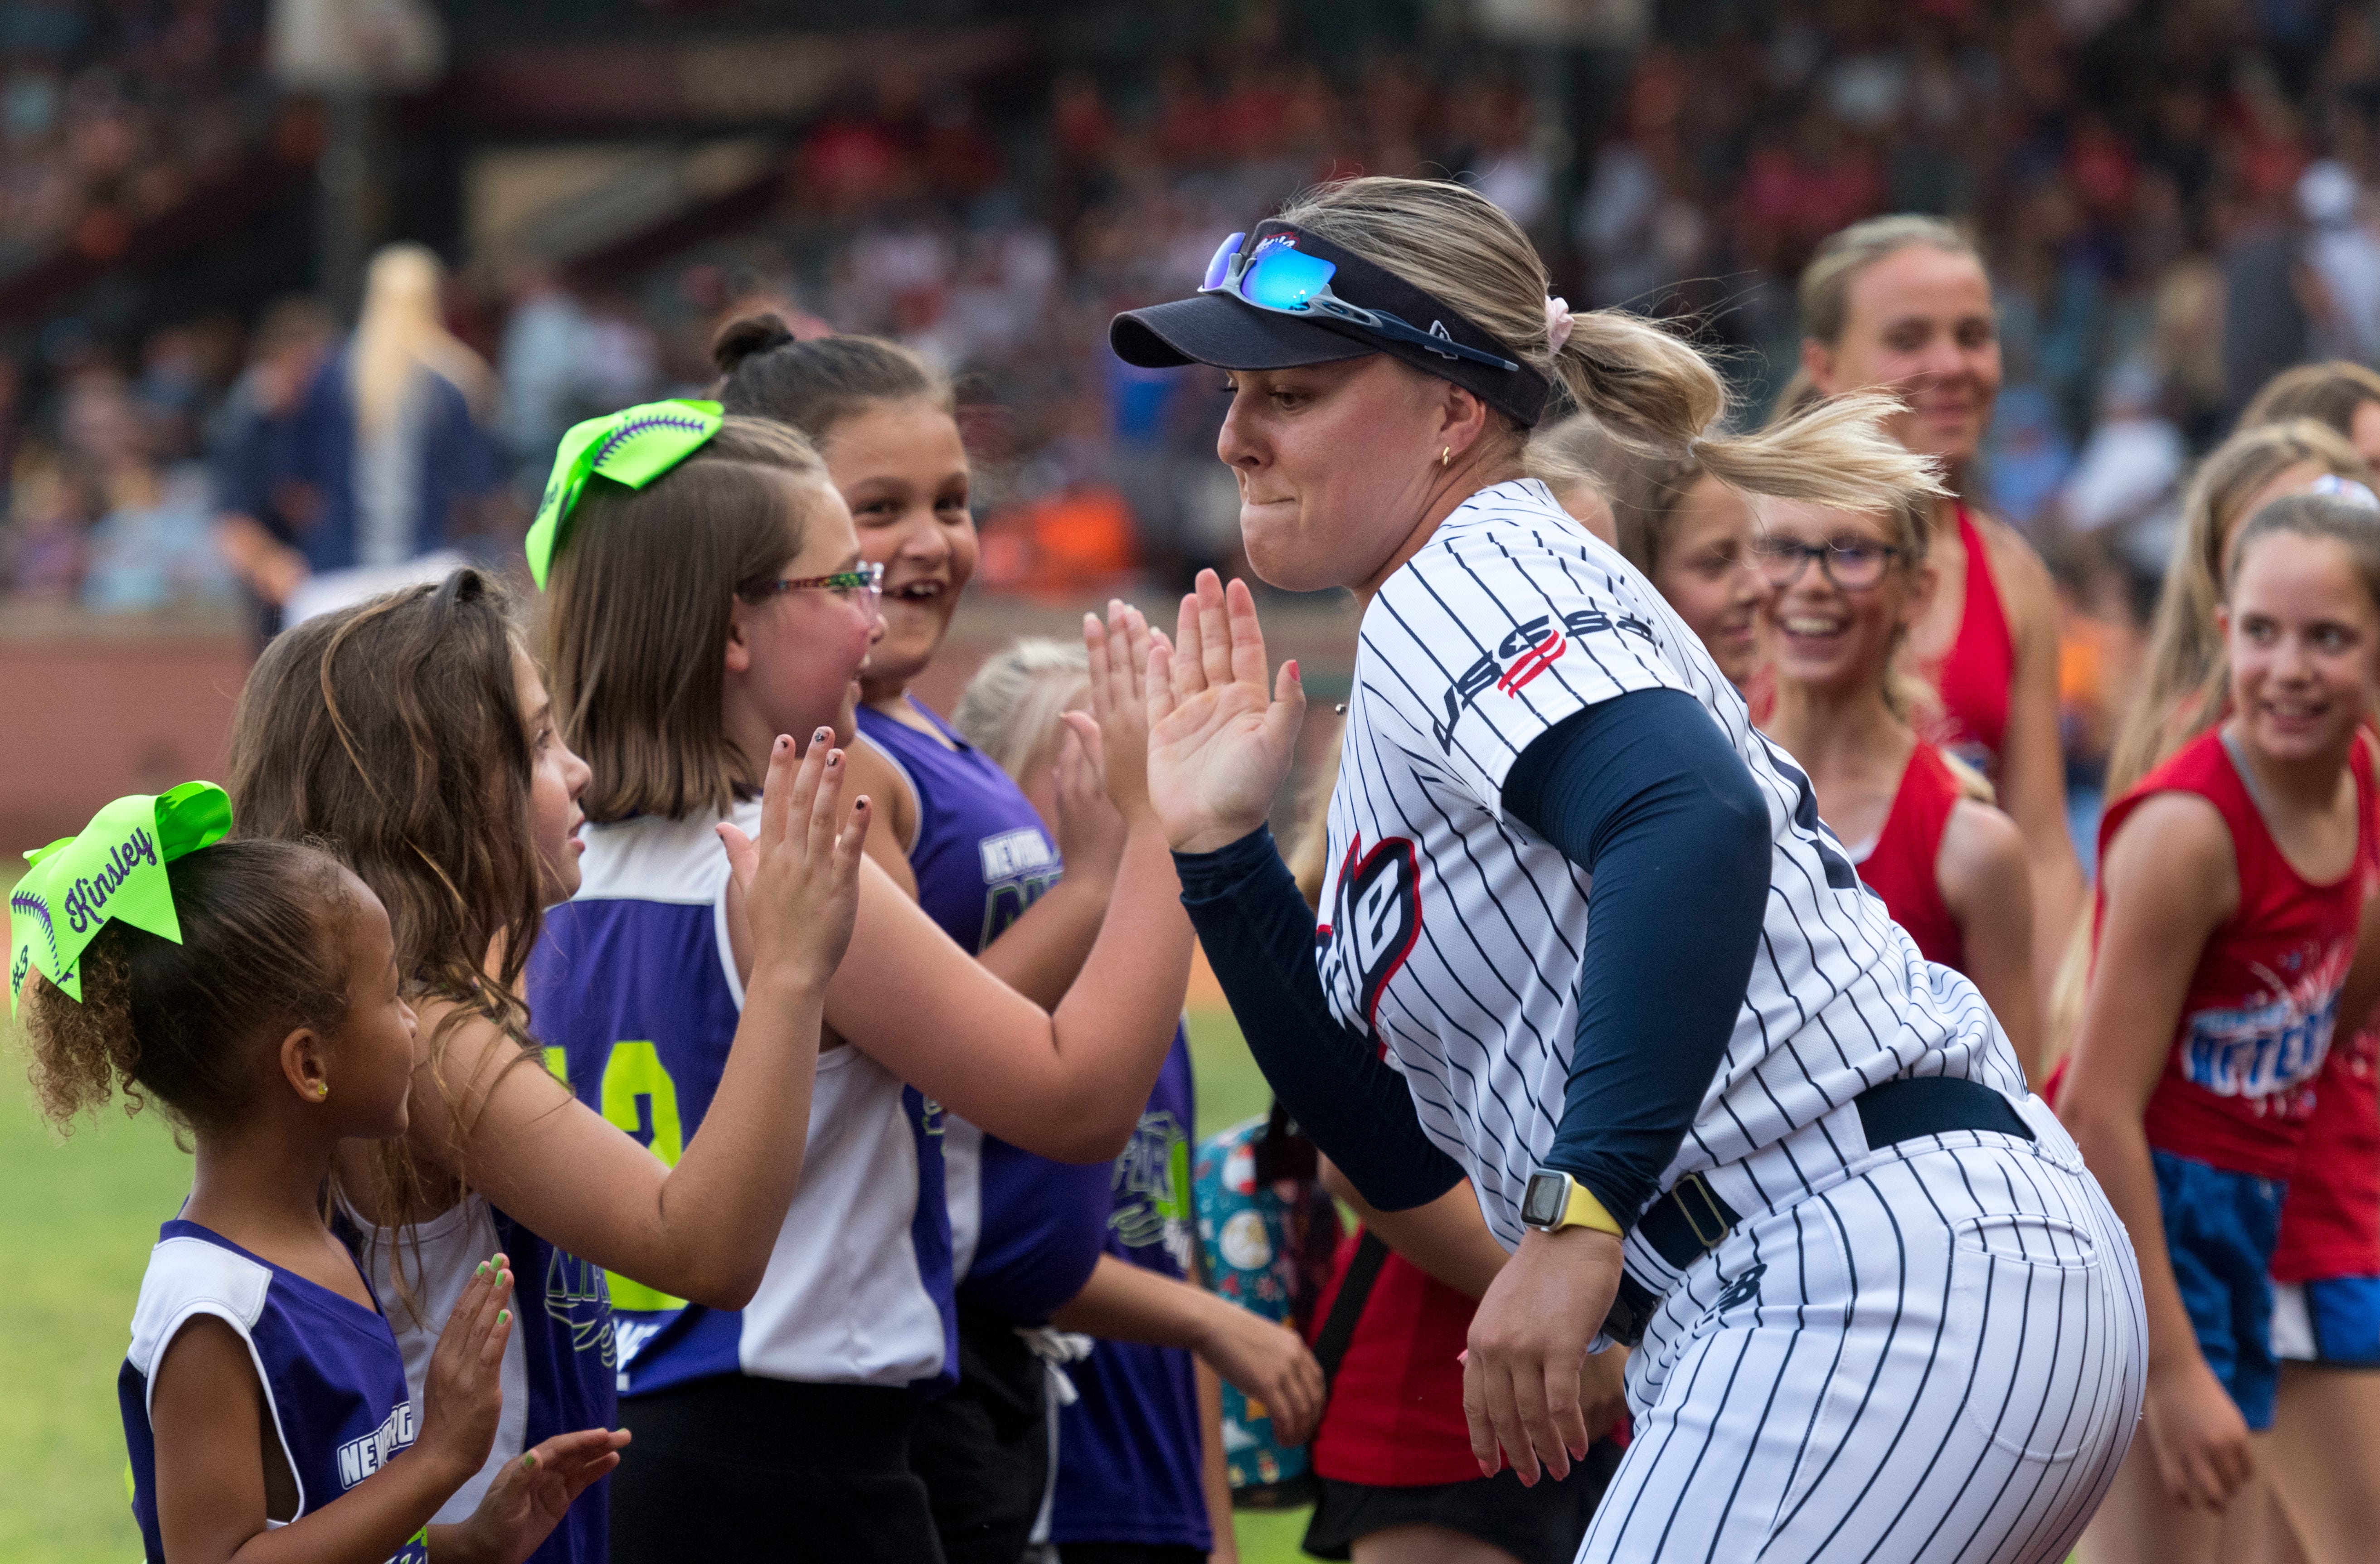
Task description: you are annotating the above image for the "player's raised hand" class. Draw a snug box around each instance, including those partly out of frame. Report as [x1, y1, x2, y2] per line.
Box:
[1048, 717, 1127, 890]
[717, 729, 870, 995]
[415, 1253, 516, 1482]
[1145, 569, 1304, 855]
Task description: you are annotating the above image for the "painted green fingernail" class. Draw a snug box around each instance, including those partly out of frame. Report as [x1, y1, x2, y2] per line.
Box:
[522, 1452, 537, 1470]
[476, 1262, 488, 1277]
[498, 1309, 510, 1326]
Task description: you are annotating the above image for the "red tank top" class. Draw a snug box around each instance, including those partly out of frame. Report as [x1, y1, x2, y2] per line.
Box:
[1855, 741, 1966, 972]
[1306, 1239, 1483, 1486]
[2273, 740, 2380, 1283]
[1925, 506, 2015, 779]
[2097, 729, 2376, 1180]
[2271, 1030, 2380, 1281]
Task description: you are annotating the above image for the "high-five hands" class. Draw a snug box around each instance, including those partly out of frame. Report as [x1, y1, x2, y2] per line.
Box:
[1144, 570, 1306, 855]
[1074, 597, 1158, 826]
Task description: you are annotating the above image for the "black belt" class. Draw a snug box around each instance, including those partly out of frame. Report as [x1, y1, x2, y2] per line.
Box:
[1603, 1076, 2034, 1346]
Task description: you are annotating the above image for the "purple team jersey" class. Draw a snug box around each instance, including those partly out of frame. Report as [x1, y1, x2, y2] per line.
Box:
[121, 1219, 432, 1564]
[858, 697, 1109, 1322]
[861, 697, 1208, 1543]
[1052, 1032, 1209, 1550]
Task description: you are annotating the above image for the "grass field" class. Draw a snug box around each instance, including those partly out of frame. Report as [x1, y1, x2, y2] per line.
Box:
[0, 1005, 1311, 1563]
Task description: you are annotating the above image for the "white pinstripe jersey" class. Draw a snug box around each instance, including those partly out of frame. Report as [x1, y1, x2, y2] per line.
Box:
[1316, 479, 2029, 1252]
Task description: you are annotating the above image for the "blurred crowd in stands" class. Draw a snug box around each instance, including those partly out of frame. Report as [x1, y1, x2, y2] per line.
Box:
[14, 0, 2380, 775]
[0, 1, 275, 279]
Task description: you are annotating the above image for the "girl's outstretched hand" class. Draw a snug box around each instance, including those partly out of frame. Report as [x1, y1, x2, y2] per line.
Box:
[1145, 570, 1304, 855]
[1195, 1301, 1327, 1447]
[415, 1253, 515, 1484]
[719, 729, 870, 994]
[448, 1427, 632, 1564]
[1075, 597, 1156, 823]
[1050, 719, 1128, 891]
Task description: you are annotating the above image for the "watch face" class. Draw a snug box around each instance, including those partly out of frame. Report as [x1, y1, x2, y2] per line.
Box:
[1522, 1171, 1565, 1227]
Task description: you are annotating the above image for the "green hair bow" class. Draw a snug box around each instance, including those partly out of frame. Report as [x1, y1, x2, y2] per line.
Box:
[9, 782, 233, 1013]
[525, 399, 726, 589]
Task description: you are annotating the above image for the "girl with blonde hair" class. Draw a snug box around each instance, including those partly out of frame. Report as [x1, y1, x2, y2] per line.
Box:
[1795, 215, 2085, 989]
[1757, 490, 2042, 1081]
[2061, 496, 2380, 1564]
[2104, 418, 2375, 800]
[257, 243, 505, 594]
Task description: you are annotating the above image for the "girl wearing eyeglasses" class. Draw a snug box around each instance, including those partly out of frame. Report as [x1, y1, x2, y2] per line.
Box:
[709, 321, 1119, 1564]
[1755, 494, 2042, 1083]
[525, 409, 1197, 1564]
[705, 320, 1307, 1564]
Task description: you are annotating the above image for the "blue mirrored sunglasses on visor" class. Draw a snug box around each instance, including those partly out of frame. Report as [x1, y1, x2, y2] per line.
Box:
[1200, 232, 1520, 372]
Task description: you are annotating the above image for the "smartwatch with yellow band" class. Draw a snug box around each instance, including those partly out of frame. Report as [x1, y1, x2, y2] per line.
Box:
[1520, 1169, 1623, 1237]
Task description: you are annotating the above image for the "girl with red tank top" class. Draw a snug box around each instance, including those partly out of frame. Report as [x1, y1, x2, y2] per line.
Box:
[2258, 734, 2380, 1564]
[2059, 495, 2380, 1559]
[1923, 505, 2015, 777]
[1852, 739, 1969, 970]
[1791, 217, 2085, 999]
[1755, 492, 2043, 1079]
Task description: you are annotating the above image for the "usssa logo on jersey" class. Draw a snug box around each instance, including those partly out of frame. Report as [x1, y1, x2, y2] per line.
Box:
[1318, 835, 1421, 1034]
[1433, 609, 1655, 751]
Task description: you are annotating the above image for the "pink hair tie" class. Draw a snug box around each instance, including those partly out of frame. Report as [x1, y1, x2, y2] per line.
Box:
[1545, 295, 1575, 354]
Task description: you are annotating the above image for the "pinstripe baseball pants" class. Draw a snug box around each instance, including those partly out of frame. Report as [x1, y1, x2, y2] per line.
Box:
[1580, 1111, 2147, 1562]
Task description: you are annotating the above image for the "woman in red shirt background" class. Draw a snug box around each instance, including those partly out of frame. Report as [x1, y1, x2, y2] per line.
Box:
[1792, 215, 2085, 989]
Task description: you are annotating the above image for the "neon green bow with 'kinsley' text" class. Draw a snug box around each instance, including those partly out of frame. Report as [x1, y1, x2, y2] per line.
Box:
[524, 399, 725, 589]
[8, 782, 231, 1012]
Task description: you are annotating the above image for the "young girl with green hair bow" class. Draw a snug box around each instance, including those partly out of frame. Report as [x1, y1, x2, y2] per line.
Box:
[13, 785, 623, 1564]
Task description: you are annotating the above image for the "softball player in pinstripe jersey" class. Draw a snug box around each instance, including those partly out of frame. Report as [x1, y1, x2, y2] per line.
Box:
[1112, 176, 2146, 1563]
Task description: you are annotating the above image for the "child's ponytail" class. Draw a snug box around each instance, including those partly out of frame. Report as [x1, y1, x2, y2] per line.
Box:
[22, 934, 141, 1126]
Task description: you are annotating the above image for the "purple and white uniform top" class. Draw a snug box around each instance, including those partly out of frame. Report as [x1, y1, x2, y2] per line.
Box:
[120, 1218, 430, 1564]
[529, 789, 957, 1395]
[857, 696, 1108, 1321]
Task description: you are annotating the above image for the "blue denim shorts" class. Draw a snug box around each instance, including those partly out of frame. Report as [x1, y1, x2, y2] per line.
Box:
[2152, 1147, 2288, 1429]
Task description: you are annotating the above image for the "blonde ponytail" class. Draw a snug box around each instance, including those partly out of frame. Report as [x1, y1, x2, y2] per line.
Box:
[1554, 298, 1946, 522]
[1278, 175, 1944, 519]
[1695, 390, 1947, 515]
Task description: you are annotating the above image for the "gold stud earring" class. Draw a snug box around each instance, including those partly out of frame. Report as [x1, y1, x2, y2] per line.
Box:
[1440, 446, 1451, 468]
[316, 1083, 330, 1099]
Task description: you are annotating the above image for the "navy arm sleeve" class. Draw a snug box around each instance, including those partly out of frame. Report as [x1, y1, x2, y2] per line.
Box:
[1174, 827, 1467, 1211]
[1501, 687, 1771, 1230]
